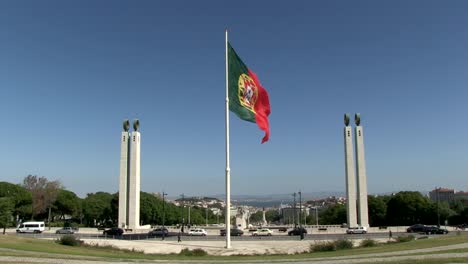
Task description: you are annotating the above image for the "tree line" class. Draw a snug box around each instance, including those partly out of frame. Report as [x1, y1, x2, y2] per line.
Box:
[253, 191, 467, 227]
[0, 175, 221, 232]
[1, 176, 467, 232]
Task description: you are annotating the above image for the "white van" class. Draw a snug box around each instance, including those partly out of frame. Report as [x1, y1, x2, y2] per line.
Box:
[16, 221, 46, 233]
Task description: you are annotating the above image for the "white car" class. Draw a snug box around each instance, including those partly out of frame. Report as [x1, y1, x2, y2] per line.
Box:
[252, 228, 273, 236]
[346, 226, 367, 234]
[188, 228, 207, 236]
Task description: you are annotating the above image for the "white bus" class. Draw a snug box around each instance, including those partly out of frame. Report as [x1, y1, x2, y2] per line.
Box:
[16, 221, 46, 233]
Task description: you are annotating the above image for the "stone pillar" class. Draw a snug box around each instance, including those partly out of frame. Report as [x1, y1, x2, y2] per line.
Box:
[128, 130, 141, 230]
[118, 130, 130, 228]
[344, 114, 358, 228]
[355, 119, 369, 227]
[262, 208, 267, 226]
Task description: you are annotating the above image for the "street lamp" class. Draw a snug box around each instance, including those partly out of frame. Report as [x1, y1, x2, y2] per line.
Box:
[298, 191, 304, 240]
[292, 193, 297, 227]
[298, 191, 302, 228]
[314, 207, 319, 226]
[162, 191, 167, 240]
[162, 191, 167, 228]
[436, 187, 440, 227]
[180, 194, 185, 231]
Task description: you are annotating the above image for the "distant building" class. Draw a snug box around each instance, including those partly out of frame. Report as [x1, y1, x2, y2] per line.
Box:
[429, 188, 455, 203]
[455, 191, 468, 201]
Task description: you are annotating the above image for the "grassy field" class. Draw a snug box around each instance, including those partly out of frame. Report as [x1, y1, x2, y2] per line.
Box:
[1, 234, 468, 262]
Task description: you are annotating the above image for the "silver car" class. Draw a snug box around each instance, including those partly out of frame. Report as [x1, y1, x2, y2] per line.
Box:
[56, 227, 75, 234]
[252, 228, 273, 236]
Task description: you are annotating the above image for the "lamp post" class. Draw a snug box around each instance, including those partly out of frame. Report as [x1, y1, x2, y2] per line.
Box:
[314, 207, 319, 226]
[298, 191, 304, 240]
[162, 192, 167, 228]
[436, 187, 440, 227]
[298, 191, 302, 228]
[180, 194, 185, 231]
[162, 191, 167, 240]
[188, 206, 191, 226]
[292, 192, 297, 227]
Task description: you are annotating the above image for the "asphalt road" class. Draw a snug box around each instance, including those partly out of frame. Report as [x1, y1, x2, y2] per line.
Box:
[14, 230, 451, 241]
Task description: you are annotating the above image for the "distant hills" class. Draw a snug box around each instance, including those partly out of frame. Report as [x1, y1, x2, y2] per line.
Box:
[210, 192, 347, 207]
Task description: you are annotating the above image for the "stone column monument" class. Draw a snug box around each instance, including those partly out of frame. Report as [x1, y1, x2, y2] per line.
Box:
[118, 119, 141, 231]
[354, 114, 369, 227]
[344, 114, 358, 228]
[118, 120, 130, 228]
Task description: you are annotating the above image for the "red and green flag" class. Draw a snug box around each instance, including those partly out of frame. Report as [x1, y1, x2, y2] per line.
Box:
[228, 43, 271, 143]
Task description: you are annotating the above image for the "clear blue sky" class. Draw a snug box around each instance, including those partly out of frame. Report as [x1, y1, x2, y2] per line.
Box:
[1, 0, 467, 198]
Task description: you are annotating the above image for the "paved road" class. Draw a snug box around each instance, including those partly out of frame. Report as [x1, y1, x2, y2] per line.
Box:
[15, 231, 446, 242]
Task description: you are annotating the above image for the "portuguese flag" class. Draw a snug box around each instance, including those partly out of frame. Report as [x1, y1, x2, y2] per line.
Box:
[228, 43, 271, 143]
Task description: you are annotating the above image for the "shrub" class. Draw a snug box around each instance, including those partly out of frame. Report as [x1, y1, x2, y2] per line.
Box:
[334, 239, 353, 250]
[310, 241, 336, 252]
[360, 239, 377, 247]
[396, 235, 414, 243]
[56, 235, 81, 246]
[179, 248, 208, 256]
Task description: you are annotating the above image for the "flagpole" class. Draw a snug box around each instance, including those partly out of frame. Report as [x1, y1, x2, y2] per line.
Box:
[224, 29, 231, 249]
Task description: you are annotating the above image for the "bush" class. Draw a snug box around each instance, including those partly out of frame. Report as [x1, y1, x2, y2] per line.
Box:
[396, 235, 414, 243]
[310, 241, 336, 252]
[56, 235, 81, 246]
[334, 239, 353, 250]
[179, 248, 208, 256]
[360, 239, 377, 247]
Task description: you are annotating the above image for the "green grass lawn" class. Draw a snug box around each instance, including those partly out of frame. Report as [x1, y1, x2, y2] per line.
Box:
[0, 234, 467, 261]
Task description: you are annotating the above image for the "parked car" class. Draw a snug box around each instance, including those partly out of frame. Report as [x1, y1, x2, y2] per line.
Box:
[407, 224, 426, 233]
[288, 227, 307, 236]
[423, 226, 449, 234]
[188, 229, 207, 236]
[103, 227, 124, 236]
[252, 228, 273, 236]
[278, 227, 288, 232]
[220, 228, 244, 236]
[346, 226, 367, 234]
[148, 228, 169, 237]
[56, 227, 75, 234]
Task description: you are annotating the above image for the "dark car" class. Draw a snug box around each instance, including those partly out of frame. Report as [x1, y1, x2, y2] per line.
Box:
[103, 227, 124, 236]
[288, 227, 307, 236]
[149, 228, 169, 237]
[220, 228, 244, 236]
[423, 226, 449, 234]
[407, 224, 426, 233]
[278, 227, 288, 232]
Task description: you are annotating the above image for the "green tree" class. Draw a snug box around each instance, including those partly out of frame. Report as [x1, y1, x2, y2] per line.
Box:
[0, 197, 14, 234]
[82, 192, 114, 227]
[265, 209, 281, 223]
[368, 195, 387, 226]
[386, 191, 430, 225]
[319, 204, 346, 225]
[140, 192, 161, 226]
[53, 189, 82, 220]
[0, 182, 32, 221]
[249, 211, 263, 224]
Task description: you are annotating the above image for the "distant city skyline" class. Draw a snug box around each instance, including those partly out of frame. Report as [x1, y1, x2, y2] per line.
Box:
[1, 1, 467, 198]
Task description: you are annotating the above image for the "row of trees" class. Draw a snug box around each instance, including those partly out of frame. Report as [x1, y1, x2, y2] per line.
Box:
[247, 192, 467, 227]
[0, 176, 220, 231]
[1, 176, 467, 231]
[316, 191, 468, 226]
